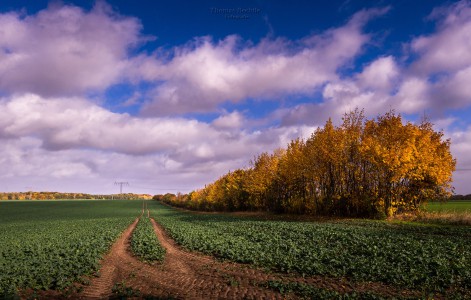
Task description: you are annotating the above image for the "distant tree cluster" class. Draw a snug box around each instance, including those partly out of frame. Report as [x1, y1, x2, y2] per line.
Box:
[153, 193, 188, 205]
[0, 192, 153, 200]
[162, 110, 456, 217]
[450, 194, 471, 201]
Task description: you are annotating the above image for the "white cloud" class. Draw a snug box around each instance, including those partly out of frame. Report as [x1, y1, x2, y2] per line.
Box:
[0, 137, 192, 193]
[139, 8, 388, 115]
[432, 66, 471, 108]
[393, 77, 430, 113]
[212, 111, 244, 129]
[280, 55, 398, 126]
[450, 128, 471, 168]
[411, 0, 471, 75]
[280, 0, 471, 126]
[0, 95, 319, 193]
[0, 2, 144, 96]
[448, 126, 471, 194]
[0, 137, 94, 179]
[0, 94, 219, 155]
[0, 94, 314, 173]
[357, 56, 399, 91]
[407, 0, 471, 111]
[2, 1, 471, 195]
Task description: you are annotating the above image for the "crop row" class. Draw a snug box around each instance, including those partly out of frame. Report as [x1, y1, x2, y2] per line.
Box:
[0, 200, 140, 297]
[151, 202, 471, 297]
[130, 216, 165, 263]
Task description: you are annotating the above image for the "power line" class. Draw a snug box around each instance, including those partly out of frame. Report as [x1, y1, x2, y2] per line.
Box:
[114, 181, 129, 194]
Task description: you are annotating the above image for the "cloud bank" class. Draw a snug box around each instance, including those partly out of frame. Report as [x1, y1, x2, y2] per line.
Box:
[0, 2, 470, 194]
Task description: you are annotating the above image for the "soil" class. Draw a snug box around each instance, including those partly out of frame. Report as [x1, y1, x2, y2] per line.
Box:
[77, 216, 287, 299]
[22, 209, 431, 300]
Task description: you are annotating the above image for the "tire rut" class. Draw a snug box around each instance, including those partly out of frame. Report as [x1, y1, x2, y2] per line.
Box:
[78, 214, 286, 299]
[81, 218, 139, 299]
[23, 205, 429, 300]
[75, 206, 424, 300]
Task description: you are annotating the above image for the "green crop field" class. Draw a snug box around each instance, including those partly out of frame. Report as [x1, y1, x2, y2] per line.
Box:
[151, 201, 471, 298]
[2, 199, 471, 298]
[131, 216, 165, 263]
[0, 200, 141, 297]
[424, 200, 471, 213]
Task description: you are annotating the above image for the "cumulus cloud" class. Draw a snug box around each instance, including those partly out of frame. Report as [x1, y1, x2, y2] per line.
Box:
[0, 2, 145, 96]
[140, 7, 389, 115]
[411, 0, 471, 75]
[393, 77, 430, 113]
[0, 94, 312, 170]
[448, 126, 471, 193]
[378, 0, 471, 116]
[0, 2, 389, 115]
[281, 0, 471, 125]
[212, 111, 245, 129]
[0, 138, 82, 179]
[0, 94, 319, 193]
[357, 56, 399, 91]
[450, 128, 471, 168]
[2, 1, 471, 194]
[431, 66, 471, 109]
[408, 0, 471, 111]
[281, 55, 398, 126]
[0, 94, 219, 155]
[0, 137, 218, 193]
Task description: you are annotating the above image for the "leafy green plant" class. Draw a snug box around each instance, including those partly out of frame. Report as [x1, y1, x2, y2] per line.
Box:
[0, 200, 140, 294]
[265, 280, 398, 299]
[151, 202, 471, 298]
[130, 216, 165, 263]
[111, 281, 141, 298]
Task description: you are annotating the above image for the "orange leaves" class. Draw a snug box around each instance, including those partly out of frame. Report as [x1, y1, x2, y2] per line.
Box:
[174, 109, 456, 217]
[358, 111, 455, 215]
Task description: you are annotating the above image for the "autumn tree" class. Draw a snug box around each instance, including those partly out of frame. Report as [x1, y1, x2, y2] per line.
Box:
[165, 109, 456, 218]
[361, 111, 455, 216]
[245, 150, 284, 210]
[275, 138, 309, 213]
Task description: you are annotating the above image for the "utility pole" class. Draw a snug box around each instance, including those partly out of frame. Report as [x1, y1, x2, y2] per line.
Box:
[114, 181, 129, 199]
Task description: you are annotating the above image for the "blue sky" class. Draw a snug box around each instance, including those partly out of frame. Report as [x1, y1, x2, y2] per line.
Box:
[0, 0, 470, 194]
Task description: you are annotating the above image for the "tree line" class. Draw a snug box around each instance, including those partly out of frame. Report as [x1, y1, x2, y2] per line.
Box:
[160, 109, 456, 217]
[0, 192, 153, 200]
[450, 194, 471, 201]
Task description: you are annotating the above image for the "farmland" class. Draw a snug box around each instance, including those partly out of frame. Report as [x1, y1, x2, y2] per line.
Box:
[0, 200, 140, 297]
[1, 199, 470, 299]
[424, 200, 471, 213]
[151, 201, 471, 298]
[131, 216, 166, 263]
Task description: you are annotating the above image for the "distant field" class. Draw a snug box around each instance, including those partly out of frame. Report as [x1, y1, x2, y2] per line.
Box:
[0, 200, 141, 296]
[424, 200, 471, 213]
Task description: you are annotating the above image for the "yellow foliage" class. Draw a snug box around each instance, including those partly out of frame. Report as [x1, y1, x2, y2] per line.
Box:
[171, 109, 456, 217]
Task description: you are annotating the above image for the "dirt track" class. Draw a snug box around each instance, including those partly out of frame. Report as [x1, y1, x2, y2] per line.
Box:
[81, 218, 140, 299]
[19, 208, 428, 299]
[80, 215, 287, 299]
